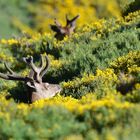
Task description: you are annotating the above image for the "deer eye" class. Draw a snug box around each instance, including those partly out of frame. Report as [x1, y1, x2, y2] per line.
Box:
[44, 83, 49, 88]
[46, 83, 49, 86]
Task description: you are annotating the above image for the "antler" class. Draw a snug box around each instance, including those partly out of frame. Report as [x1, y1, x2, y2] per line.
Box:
[40, 55, 50, 78]
[0, 54, 50, 84]
[66, 14, 80, 27]
[54, 18, 62, 29]
[23, 54, 49, 83]
[0, 55, 61, 103]
[0, 63, 32, 81]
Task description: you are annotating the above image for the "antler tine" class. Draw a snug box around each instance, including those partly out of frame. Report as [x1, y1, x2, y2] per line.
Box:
[0, 72, 11, 80]
[54, 18, 62, 28]
[40, 55, 50, 78]
[4, 62, 15, 74]
[0, 72, 31, 81]
[28, 55, 44, 79]
[71, 14, 80, 22]
[23, 56, 38, 74]
[0, 63, 32, 81]
[39, 54, 44, 71]
[23, 56, 44, 83]
[68, 14, 80, 26]
[66, 14, 68, 20]
[66, 14, 69, 25]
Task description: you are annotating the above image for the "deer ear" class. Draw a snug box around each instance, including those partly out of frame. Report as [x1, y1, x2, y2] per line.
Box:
[27, 82, 36, 89]
[50, 25, 60, 33]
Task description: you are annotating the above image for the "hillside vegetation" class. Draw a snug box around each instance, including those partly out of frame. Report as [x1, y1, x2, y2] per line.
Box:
[0, 0, 140, 139]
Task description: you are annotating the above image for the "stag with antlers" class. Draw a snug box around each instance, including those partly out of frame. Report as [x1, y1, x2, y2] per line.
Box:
[50, 14, 80, 40]
[0, 55, 61, 103]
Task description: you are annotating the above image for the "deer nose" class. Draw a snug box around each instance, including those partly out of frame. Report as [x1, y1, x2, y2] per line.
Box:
[45, 83, 62, 93]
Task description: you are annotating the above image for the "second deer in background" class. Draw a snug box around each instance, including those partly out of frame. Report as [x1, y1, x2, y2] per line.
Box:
[50, 14, 80, 40]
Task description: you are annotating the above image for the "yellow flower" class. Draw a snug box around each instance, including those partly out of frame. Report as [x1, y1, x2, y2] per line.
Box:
[1, 39, 7, 44]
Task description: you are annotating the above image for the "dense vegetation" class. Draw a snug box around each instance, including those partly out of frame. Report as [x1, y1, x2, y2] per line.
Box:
[0, 0, 140, 139]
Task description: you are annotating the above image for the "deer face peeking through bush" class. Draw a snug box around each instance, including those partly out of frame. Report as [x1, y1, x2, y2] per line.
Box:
[0, 55, 61, 103]
[50, 14, 80, 40]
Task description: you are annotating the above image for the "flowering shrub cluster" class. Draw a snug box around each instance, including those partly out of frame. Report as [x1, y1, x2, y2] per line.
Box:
[2, 0, 134, 35]
[31, 0, 140, 32]
[0, 1, 140, 139]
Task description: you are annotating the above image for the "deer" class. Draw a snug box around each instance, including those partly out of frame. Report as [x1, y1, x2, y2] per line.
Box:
[0, 54, 61, 103]
[50, 14, 80, 40]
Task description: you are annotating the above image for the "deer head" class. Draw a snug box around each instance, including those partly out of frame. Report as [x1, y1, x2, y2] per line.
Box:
[0, 55, 61, 103]
[50, 14, 80, 40]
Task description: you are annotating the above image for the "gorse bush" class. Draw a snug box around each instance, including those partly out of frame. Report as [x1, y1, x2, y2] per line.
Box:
[0, 95, 139, 139]
[0, 0, 136, 37]
[0, 1, 140, 139]
[25, 0, 137, 33]
[2, 10, 139, 83]
[123, 0, 140, 16]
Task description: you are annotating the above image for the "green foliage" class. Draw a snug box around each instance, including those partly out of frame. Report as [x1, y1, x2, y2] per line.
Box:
[0, 0, 30, 38]
[47, 28, 140, 82]
[0, 99, 140, 139]
[0, 1, 140, 139]
[0, 104, 87, 139]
